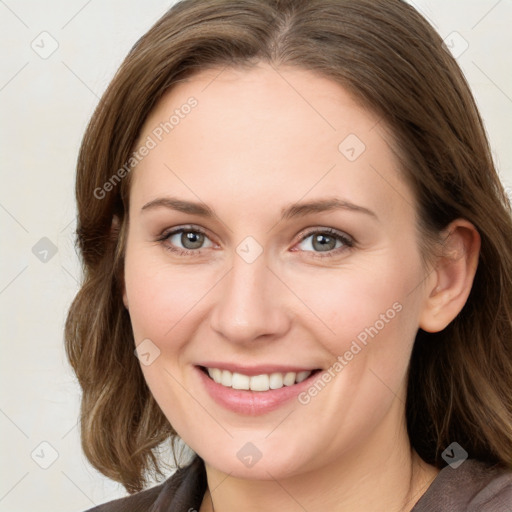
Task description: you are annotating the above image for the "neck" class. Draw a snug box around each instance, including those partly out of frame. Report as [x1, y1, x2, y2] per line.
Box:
[199, 410, 439, 512]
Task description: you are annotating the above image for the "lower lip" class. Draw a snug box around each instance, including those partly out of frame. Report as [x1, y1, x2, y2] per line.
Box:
[196, 367, 320, 415]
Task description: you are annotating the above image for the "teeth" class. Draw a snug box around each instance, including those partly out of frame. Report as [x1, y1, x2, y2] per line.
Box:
[250, 374, 269, 391]
[269, 372, 283, 389]
[283, 372, 296, 386]
[209, 368, 222, 384]
[232, 372, 250, 390]
[296, 371, 311, 383]
[221, 369, 232, 387]
[206, 368, 313, 391]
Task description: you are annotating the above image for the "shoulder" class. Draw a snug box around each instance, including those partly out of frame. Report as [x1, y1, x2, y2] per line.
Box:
[84, 481, 165, 512]
[413, 459, 512, 512]
[83, 456, 206, 512]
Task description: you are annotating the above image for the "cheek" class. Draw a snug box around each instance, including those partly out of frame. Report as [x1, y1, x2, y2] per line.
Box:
[124, 246, 212, 345]
[123, 247, 212, 433]
[287, 253, 421, 358]
[288, 251, 424, 436]
[289, 258, 422, 449]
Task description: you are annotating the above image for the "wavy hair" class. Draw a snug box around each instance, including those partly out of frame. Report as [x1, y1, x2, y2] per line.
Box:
[65, 0, 512, 493]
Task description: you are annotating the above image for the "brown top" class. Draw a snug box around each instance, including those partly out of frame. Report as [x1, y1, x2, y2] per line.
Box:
[87, 457, 512, 512]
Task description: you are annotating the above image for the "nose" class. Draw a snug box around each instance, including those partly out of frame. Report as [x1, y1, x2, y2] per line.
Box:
[209, 253, 291, 345]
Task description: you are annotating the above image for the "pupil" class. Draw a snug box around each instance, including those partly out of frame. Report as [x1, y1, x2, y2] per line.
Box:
[182, 231, 204, 249]
[313, 234, 335, 252]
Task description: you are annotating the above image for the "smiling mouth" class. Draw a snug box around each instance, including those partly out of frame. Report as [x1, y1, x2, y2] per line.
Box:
[199, 366, 322, 392]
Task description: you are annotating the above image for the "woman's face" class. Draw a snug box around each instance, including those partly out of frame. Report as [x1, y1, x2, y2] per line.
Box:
[123, 63, 432, 478]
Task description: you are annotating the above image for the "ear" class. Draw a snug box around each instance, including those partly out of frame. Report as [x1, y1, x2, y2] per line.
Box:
[419, 219, 480, 333]
[111, 215, 129, 310]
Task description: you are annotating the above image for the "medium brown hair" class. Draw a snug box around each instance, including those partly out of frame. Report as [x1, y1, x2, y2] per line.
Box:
[65, 0, 512, 493]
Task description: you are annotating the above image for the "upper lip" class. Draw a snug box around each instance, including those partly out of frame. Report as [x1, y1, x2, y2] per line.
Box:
[197, 362, 320, 376]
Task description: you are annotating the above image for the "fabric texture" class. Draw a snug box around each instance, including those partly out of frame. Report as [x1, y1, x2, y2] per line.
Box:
[86, 457, 512, 511]
[411, 459, 512, 511]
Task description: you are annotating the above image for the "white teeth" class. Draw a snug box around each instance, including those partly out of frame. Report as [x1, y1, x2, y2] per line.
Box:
[283, 372, 296, 386]
[221, 369, 232, 387]
[250, 374, 270, 391]
[269, 372, 283, 389]
[205, 368, 313, 391]
[232, 372, 250, 390]
[296, 371, 311, 383]
[208, 368, 222, 384]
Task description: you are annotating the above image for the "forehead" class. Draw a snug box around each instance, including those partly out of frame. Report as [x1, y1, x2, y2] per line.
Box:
[130, 63, 413, 224]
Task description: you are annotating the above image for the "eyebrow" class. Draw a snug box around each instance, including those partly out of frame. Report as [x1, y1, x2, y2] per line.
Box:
[141, 196, 377, 220]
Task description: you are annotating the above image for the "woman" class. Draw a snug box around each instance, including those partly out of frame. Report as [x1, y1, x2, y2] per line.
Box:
[66, 0, 512, 510]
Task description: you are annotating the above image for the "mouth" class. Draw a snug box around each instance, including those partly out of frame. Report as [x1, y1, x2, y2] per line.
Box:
[195, 361, 324, 414]
[199, 366, 322, 392]
[196, 364, 322, 415]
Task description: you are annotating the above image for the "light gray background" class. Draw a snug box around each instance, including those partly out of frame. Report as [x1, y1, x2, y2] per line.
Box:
[1, 1, 511, 510]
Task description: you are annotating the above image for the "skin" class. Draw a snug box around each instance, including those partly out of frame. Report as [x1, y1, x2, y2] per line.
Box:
[122, 63, 480, 511]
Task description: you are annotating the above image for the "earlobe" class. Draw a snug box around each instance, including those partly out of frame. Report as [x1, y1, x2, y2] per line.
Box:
[419, 219, 481, 333]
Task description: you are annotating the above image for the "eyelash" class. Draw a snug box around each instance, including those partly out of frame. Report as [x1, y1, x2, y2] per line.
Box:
[295, 227, 354, 258]
[156, 225, 354, 259]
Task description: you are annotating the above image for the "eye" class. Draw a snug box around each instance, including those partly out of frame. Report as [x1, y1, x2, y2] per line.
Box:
[295, 228, 353, 256]
[158, 226, 214, 255]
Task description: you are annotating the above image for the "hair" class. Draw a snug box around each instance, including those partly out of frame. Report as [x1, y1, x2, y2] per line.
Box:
[65, 0, 512, 494]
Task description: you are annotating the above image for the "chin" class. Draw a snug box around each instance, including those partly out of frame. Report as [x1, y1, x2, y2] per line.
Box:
[196, 434, 315, 481]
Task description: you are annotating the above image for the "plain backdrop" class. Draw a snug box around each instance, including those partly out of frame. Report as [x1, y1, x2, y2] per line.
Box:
[1, 1, 511, 510]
